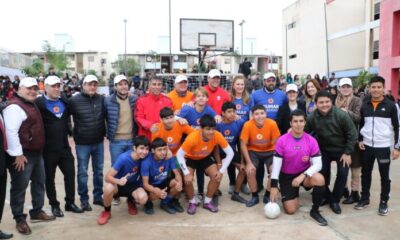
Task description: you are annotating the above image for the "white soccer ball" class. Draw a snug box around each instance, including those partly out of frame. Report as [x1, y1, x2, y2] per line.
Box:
[264, 202, 281, 219]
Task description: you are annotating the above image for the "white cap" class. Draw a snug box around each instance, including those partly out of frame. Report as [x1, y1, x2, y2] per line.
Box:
[263, 72, 276, 80]
[286, 83, 298, 93]
[19, 77, 38, 88]
[208, 69, 221, 78]
[175, 75, 188, 84]
[339, 77, 352, 87]
[44, 76, 61, 85]
[83, 74, 98, 84]
[114, 74, 128, 85]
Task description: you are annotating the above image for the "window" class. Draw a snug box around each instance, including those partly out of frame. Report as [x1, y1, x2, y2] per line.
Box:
[288, 22, 296, 30]
[88, 56, 94, 62]
[289, 54, 297, 59]
[374, 2, 380, 20]
[224, 58, 231, 64]
[101, 58, 106, 64]
[373, 40, 379, 59]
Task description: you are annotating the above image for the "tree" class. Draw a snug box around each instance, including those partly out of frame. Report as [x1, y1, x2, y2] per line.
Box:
[42, 41, 69, 72]
[113, 58, 140, 77]
[22, 58, 44, 77]
[355, 70, 373, 89]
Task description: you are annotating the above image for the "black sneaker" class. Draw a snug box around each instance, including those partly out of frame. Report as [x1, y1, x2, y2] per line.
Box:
[51, 205, 64, 217]
[231, 193, 248, 204]
[263, 192, 270, 204]
[310, 209, 328, 226]
[160, 202, 176, 214]
[144, 201, 154, 215]
[354, 199, 370, 210]
[245, 196, 259, 207]
[378, 201, 389, 216]
[81, 203, 92, 212]
[170, 199, 184, 213]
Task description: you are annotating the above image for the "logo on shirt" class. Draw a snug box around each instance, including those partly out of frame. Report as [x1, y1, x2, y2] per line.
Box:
[256, 134, 263, 140]
[381, 108, 386, 112]
[236, 104, 242, 110]
[53, 106, 60, 113]
[132, 166, 139, 173]
[217, 96, 221, 101]
[268, 98, 274, 104]
[159, 166, 165, 173]
[293, 146, 301, 150]
[302, 156, 310, 162]
[167, 137, 173, 143]
[202, 146, 208, 151]
[196, 119, 200, 125]
[224, 130, 231, 136]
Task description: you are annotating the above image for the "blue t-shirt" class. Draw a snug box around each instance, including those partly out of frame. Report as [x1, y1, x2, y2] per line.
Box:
[307, 101, 315, 115]
[140, 154, 176, 186]
[178, 105, 216, 127]
[216, 119, 245, 149]
[112, 150, 142, 186]
[249, 88, 287, 120]
[233, 98, 250, 121]
[45, 97, 65, 119]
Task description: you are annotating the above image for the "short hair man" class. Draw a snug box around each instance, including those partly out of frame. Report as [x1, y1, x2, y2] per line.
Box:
[204, 69, 231, 115]
[167, 75, 194, 115]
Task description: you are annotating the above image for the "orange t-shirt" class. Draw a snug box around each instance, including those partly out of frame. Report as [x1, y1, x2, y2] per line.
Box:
[181, 129, 229, 160]
[167, 89, 194, 112]
[240, 119, 280, 152]
[152, 121, 194, 155]
[371, 98, 382, 110]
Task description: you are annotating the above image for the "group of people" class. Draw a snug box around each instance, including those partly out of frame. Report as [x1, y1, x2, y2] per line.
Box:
[0, 68, 398, 238]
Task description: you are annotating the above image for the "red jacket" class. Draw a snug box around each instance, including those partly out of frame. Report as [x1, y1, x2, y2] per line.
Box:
[204, 85, 231, 115]
[134, 93, 172, 140]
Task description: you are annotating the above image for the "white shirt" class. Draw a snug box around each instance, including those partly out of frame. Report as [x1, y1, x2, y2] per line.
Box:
[3, 104, 27, 156]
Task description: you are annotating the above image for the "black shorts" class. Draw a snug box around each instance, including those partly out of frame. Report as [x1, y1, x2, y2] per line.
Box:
[152, 178, 172, 192]
[117, 182, 141, 197]
[279, 172, 312, 202]
[186, 155, 216, 172]
[248, 150, 273, 169]
[221, 149, 241, 165]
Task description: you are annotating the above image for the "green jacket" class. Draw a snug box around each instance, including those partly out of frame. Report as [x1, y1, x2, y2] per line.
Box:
[305, 106, 358, 154]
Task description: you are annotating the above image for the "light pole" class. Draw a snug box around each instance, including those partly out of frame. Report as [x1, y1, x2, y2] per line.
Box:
[169, 0, 172, 73]
[239, 20, 245, 64]
[124, 19, 127, 75]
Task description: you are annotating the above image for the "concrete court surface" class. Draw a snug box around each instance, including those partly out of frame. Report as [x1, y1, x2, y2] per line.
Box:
[1, 138, 400, 240]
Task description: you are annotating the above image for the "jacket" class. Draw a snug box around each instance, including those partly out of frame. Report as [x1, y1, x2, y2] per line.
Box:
[276, 101, 306, 134]
[359, 96, 399, 149]
[69, 92, 106, 145]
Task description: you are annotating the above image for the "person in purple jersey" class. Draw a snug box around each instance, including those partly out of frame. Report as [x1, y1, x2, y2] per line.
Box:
[141, 138, 183, 215]
[97, 136, 150, 225]
[270, 110, 327, 226]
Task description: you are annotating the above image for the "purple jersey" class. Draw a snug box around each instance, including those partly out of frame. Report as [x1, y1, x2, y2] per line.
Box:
[275, 132, 320, 174]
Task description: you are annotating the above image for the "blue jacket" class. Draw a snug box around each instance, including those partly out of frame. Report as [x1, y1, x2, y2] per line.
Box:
[104, 93, 137, 140]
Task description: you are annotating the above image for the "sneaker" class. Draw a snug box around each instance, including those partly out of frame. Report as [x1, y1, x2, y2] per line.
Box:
[203, 201, 218, 213]
[144, 201, 154, 215]
[310, 209, 328, 226]
[97, 211, 111, 225]
[30, 211, 56, 223]
[241, 184, 251, 195]
[93, 199, 104, 207]
[170, 199, 184, 213]
[378, 201, 389, 216]
[81, 203, 92, 212]
[51, 205, 64, 217]
[263, 192, 270, 204]
[231, 193, 248, 204]
[187, 202, 197, 215]
[246, 196, 259, 207]
[112, 197, 121, 206]
[127, 200, 138, 215]
[228, 185, 235, 195]
[160, 202, 176, 214]
[354, 199, 370, 210]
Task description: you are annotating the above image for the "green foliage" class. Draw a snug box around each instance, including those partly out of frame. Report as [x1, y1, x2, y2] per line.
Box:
[355, 70, 373, 88]
[42, 41, 69, 72]
[22, 58, 44, 77]
[113, 58, 140, 77]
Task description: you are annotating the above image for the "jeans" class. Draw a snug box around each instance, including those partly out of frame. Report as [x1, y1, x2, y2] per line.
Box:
[321, 151, 349, 203]
[109, 139, 133, 166]
[76, 142, 104, 204]
[8, 151, 45, 221]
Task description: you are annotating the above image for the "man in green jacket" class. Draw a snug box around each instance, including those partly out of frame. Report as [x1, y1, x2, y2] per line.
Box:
[305, 91, 357, 215]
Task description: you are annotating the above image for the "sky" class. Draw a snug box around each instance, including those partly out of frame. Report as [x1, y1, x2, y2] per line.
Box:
[1, 0, 297, 60]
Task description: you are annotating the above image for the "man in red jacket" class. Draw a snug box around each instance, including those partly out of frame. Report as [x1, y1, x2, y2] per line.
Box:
[135, 76, 173, 140]
[204, 69, 231, 115]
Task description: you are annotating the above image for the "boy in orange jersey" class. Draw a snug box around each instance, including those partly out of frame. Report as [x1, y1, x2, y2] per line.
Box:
[176, 115, 234, 215]
[240, 105, 280, 207]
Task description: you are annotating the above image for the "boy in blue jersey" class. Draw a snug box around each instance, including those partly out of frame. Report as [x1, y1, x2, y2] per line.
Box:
[97, 136, 150, 225]
[216, 102, 247, 204]
[141, 138, 183, 215]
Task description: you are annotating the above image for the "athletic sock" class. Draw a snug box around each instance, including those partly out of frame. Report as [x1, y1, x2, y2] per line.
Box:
[252, 192, 258, 198]
[104, 206, 111, 212]
[204, 196, 212, 204]
[312, 186, 324, 211]
[189, 197, 196, 204]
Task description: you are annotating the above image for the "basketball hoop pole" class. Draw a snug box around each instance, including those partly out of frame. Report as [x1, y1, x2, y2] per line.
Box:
[198, 47, 209, 73]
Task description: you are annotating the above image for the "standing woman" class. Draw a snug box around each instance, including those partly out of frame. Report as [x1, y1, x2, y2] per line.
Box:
[304, 79, 321, 115]
[230, 75, 251, 121]
[335, 78, 362, 204]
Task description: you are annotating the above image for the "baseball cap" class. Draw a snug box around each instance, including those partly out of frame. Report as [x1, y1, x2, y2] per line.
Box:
[286, 83, 298, 93]
[83, 74, 98, 84]
[44, 76, 61, 85]
[263, 72, 276, 80]
[339, 78, 352, 87]
[19, 77, 38, 88]
[114, 74, 128, 85]
[175, 75, 188, 84]
[208, 69, 221, 78]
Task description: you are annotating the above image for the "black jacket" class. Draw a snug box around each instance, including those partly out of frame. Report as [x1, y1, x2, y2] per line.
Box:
[276, 101, 306, 134]
[35, 95, 71, 151]
[69, 92, 106, 145]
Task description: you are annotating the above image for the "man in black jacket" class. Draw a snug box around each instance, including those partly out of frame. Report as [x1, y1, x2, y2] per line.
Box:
[35, 76, 83, 217]
[69, 75, 106, 211]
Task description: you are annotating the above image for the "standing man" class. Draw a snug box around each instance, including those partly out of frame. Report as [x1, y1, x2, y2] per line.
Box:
[69, 75, 106, 211]
[135, 76, 172, 140]
[35, 76, 83, 218]
[239, 57, 252, 79]
[305, 91, 358, 215]
[3, 77, 55, 235]
[204, 69, 231, 115]
[167, 75, 193, 115]
[355, 76, 400, 215]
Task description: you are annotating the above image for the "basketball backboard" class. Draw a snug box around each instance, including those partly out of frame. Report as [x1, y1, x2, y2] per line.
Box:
[180, 18, 234, 52]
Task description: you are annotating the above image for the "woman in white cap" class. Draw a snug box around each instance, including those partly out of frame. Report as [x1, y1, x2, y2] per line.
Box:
[335, 77, 362, 204]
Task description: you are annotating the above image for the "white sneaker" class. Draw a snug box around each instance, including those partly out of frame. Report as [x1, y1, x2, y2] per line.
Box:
[112, 197, 121, 206]
[228, 185, 235, 195]
[241, 185, 251, 195]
